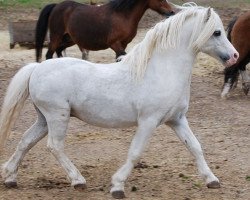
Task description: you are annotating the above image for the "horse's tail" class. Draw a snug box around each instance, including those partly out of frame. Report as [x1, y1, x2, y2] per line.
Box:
[0, 63, 38, 154]
[227, 16, 238, 42]
[35, 3, 57, 62]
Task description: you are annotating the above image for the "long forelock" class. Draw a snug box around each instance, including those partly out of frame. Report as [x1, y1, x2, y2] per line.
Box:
[121, 7, 219, 82]
[191, 8, 218, 52]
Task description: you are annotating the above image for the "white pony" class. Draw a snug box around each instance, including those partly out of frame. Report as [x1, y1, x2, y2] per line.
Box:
[0, 6, 238, 199]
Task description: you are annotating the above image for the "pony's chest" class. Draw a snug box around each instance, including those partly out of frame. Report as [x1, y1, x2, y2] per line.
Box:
[158, 98, 189, 125]
[138, 83, 190, 122]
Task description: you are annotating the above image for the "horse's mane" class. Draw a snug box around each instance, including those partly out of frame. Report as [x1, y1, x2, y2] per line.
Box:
[121, 6, 219, 82]
[227, 16, 238, 42]
[109, 0, 138, 12]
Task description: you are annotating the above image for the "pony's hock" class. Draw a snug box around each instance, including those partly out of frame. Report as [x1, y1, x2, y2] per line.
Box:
[0, 6, 238, 199]
[9, 20, 48, 49]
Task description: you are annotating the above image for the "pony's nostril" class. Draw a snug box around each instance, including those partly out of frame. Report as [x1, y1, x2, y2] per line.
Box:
[166, 11, 175, 17]
[233, 53, 238, 59]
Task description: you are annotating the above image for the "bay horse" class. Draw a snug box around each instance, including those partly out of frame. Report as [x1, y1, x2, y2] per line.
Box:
[35, 0, 175, 62]
[1, 6, 238, 199]
[221, 11, 250, 97]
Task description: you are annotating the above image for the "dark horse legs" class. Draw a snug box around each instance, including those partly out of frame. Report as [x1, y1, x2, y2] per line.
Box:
[241, 68, 250, 95]
[116, 51, 126, 62]
[47, 34, 127, 62]
[223, 65, 240, 90]
[223, 56, 250, 96]
[46, 34, 73, 59]
[47, 34, 90, 60]
[111, 42, 127, 62]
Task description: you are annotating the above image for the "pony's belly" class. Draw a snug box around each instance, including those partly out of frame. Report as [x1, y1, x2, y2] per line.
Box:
[71, 104, 137, 128]
[79, 41, 109, 51]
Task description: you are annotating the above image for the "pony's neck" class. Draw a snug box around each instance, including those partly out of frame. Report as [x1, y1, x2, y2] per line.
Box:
[116, 0, 149, 25]
[148, 49, 196, 84]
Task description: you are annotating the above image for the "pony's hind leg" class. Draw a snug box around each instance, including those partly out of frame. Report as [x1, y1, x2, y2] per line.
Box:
[111, 118, 158, 199]
[2, 108, 48, 187]
[168, 116, 220, 188]
[45, 107, 86, 189]
[46, 34, 67, 60]
[55, 34, 75, 58]
[56, 46, 66, 58]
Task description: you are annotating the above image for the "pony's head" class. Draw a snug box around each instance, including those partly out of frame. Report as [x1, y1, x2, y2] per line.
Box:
[147, 0, 175, 17]
[197, 8, 239, 67]
[122, 6, 239, 81]
[157, 6, 239, 67]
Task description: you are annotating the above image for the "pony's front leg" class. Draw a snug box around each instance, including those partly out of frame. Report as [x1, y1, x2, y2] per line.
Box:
[221, 66, 239, 98]
[111, 118, 158, 199]
[167, 115, 220, 188]
[81, 49, 89, 60]
[110, 42, 126, 62]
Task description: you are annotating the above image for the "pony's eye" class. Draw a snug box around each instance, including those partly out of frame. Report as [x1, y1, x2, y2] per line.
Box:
[213, 30, 221, 37]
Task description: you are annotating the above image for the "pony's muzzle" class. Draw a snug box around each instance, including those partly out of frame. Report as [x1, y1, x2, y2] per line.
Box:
[221, 51, 239, 67]
[165, 11, 175, 17]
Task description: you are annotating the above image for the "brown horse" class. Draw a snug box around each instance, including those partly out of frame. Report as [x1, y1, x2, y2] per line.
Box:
[222, 11, 250, 97]
[35, 0, 175, 62]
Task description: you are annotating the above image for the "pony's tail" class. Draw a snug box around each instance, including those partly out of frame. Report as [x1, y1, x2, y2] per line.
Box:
[227, 16, 238, 42]
[0, 63, 37, 154]
[35, 3, 57, 62]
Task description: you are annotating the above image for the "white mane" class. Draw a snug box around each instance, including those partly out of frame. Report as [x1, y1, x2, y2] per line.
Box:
[121, 6, 218, 82]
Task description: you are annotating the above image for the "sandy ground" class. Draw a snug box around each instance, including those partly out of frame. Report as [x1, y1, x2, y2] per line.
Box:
[0, 4, 249, 200]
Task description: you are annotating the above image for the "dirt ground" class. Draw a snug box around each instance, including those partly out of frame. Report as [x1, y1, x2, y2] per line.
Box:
[0, 3, 249, 200]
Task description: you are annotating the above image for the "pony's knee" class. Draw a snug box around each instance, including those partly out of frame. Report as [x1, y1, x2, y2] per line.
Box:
[47, 143, 56, 154]
[47, 139, 56, 153]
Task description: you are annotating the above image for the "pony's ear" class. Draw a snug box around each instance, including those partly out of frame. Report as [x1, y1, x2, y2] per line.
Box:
[206, 7, 211, 22]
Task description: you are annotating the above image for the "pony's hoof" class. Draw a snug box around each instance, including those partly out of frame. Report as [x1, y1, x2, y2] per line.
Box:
[220, 92, 228, 99]
[74, 183, 87, 190]
[221, 83, 231, 99]
[4, 181, 18, 188]
[112, 190, 126, 199]
[207, 181, 220, 189]
[116, 55, 125, 62]
[242, 83, 249, 95]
